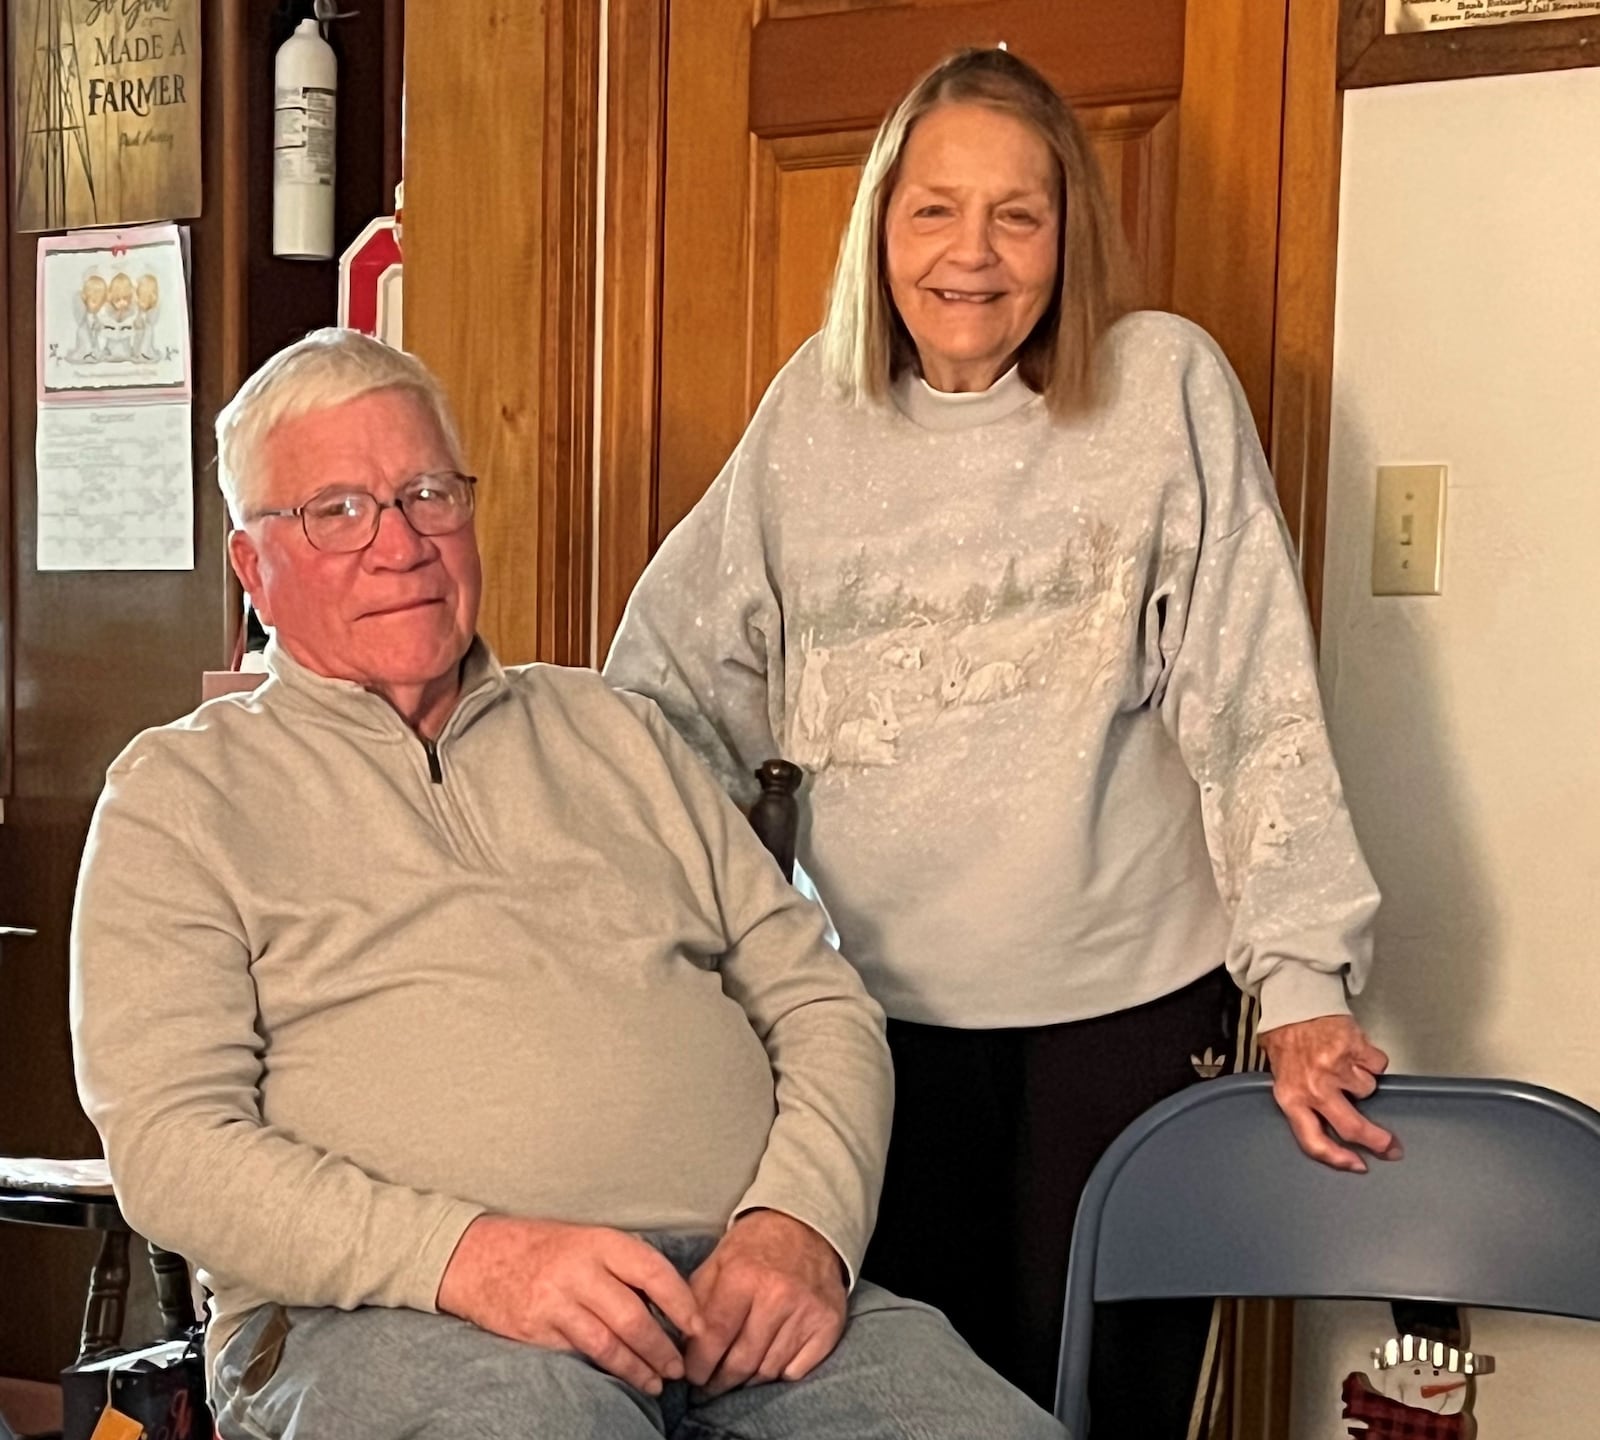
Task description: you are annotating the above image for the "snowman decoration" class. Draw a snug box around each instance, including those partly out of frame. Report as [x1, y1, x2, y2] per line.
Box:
[1340, 1334, 1488, 1440]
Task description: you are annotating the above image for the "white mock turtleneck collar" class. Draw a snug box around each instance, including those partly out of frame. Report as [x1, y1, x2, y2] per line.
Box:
[890, 363, 1040, 432]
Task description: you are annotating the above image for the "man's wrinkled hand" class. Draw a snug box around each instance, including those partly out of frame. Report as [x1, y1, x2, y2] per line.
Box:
[1260, 1014, 1403, 1172]
[436, 1214, 699, 1396]
[684, 1209, 847, 1396]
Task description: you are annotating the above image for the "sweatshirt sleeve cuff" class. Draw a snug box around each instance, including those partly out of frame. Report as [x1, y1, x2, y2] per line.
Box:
[1257, 965, 1350, 1033]
[405, 1198, 488, 1314]
[731, 1199, 864, 1292]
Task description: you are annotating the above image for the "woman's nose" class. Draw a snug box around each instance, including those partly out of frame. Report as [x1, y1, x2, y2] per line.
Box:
[949, 212, 998, 266]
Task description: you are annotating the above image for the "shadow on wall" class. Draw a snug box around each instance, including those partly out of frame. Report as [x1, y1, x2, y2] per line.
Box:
[1320, 399, 1499, 1080]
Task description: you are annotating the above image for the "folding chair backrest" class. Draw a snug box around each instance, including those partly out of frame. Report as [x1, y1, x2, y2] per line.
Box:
[1054, 1073, 1600, 1433]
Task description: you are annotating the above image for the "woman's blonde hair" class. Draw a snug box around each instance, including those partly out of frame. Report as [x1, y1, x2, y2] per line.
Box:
[820, 48, 1128, 418]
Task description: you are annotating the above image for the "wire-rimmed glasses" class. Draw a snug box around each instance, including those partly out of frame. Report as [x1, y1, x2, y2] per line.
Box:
[251, 471, 477, 553]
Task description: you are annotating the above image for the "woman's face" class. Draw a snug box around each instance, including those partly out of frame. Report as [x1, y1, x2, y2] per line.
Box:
[884, 102, 1061, 393]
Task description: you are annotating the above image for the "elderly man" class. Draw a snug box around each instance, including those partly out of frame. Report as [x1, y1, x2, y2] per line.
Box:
[70, 330, 1064, 1440]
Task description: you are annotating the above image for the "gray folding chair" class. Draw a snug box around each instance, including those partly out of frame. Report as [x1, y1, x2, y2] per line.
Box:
[1053, 1072, 1600, 1435]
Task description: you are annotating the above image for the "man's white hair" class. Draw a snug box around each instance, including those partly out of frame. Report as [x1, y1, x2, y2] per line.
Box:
[215, 328, 464, 526]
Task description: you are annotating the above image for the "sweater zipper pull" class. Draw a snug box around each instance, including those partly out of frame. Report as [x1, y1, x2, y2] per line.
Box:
[423, 739, 443, 784]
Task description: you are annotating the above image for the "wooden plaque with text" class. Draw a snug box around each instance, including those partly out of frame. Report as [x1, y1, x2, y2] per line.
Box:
[12, 0, 202, 233]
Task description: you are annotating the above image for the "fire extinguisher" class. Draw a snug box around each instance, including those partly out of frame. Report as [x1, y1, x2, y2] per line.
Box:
[273, 9, 338, 259]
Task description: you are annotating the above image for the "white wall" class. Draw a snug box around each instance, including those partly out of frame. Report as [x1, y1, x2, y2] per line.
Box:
[1291, 65, 1600, 1438]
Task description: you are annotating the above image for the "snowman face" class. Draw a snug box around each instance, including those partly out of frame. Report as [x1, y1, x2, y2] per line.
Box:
[1376, 1362, 1470, 1414]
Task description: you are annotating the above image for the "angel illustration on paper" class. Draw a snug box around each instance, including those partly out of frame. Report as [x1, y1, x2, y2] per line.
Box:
[67, 269, 109, 362]
[134, 272, 162, 360]
[41, 229, 188, 400]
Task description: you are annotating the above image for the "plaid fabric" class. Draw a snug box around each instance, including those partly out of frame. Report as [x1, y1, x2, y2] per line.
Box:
[1342, 1374, 1465, 1440]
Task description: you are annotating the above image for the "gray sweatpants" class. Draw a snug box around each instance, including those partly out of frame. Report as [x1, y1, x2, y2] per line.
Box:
[211, 1233, 1067, 1440]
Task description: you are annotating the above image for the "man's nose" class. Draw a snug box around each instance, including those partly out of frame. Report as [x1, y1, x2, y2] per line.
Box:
[365, 501, 434, 566]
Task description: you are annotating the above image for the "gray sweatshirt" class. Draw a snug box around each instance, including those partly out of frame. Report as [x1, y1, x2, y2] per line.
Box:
[605, 311, 1379, 1032]
[70, 640, 890, 1360]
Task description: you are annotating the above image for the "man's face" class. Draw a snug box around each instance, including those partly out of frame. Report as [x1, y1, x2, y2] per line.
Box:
[228, 388, 482, 693]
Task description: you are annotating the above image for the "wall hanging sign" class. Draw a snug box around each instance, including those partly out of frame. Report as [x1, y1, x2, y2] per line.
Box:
[12, 0, 202, 233]
[1388, 0, 1600, 30]
[338, 213, 404, 349]
[1346, 0, 1600, 85]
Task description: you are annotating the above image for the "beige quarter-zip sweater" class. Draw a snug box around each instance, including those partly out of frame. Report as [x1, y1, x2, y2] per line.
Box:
[70, 640, 890, 1361]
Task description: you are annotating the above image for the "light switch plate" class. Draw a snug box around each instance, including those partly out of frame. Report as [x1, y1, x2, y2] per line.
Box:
[1372, 464, 1446, 595]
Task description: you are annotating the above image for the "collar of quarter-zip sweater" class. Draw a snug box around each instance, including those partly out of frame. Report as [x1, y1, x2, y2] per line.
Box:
[261, 634, 511, 746]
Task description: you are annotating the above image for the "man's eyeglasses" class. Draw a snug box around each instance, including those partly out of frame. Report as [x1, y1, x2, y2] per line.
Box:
[251, 471, 478, 554]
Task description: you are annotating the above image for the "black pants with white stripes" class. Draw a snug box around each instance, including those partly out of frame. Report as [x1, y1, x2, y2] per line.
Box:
[862, 967, 1239, 1437]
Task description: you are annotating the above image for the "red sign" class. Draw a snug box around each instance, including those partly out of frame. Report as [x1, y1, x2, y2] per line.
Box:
[338, 216, 402, 345]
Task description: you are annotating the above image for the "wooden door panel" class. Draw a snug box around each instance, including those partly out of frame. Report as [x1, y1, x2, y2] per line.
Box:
[1086, 102, 1180, 312]
[750, 131, 873, 407]
[766, 0, 998, 21]
[658, 0, 753, 545]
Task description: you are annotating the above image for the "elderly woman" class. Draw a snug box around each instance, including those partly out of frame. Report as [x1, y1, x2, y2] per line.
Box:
[605, 48, 1397, 1432]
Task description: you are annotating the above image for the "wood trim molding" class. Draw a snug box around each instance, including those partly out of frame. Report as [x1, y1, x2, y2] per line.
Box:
[1228, 2, 1350, 1432]
[382, 0, 407, 204]
[536, 0, 602, 665]
[0, 0, 10, 798]
[749, 0, 1187, 137]
[595, 0, 668, 662]
[213, 0, 251, 660]
[1230, 1297, 1298, 1440]
[1272, 0, 1346, 633]
[1172, 0, 1289, 459]
[405, 0, 600, 665]
[1340, 0, 1600, 86]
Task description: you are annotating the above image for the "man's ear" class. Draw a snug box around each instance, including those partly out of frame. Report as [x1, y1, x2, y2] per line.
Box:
[227, 528, 273, 627]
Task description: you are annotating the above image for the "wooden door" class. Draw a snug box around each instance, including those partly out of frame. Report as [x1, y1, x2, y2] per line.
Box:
[597, 0, 1292, 649]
